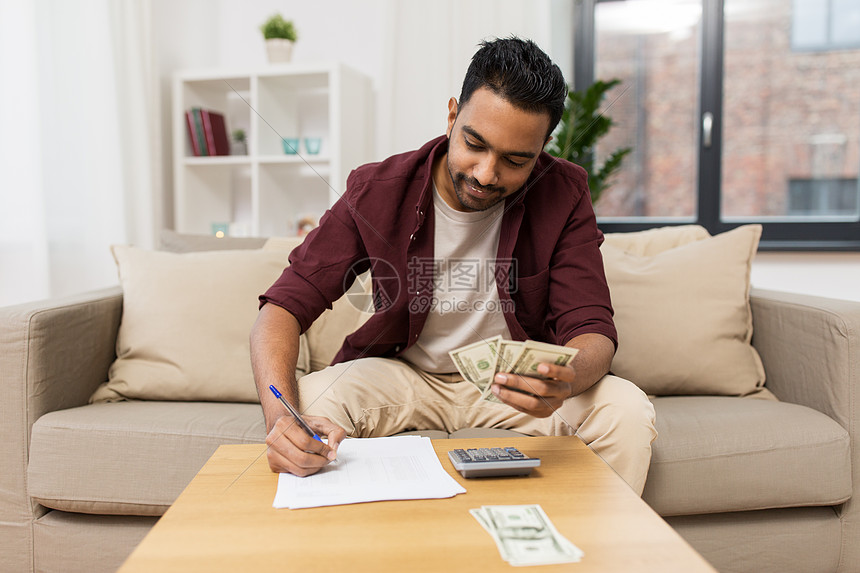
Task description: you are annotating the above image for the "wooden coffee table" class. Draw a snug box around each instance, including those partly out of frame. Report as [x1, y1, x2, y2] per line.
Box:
[118, 436, 716, 572]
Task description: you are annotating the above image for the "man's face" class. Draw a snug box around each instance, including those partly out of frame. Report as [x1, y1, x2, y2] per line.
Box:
[438, 87, 551, 212]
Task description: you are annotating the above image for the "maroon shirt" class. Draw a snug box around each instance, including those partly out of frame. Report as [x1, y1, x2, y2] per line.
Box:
[260, 135, 616, 366]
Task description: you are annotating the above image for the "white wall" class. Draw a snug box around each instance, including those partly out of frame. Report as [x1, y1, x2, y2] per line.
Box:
[751, 252, 860, 302]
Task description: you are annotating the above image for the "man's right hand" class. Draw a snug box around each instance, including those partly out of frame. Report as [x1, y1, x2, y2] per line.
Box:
[265, 414, 347, 477]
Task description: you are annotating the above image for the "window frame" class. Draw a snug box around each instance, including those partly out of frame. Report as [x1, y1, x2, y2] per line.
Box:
[574, 0, 860, 251]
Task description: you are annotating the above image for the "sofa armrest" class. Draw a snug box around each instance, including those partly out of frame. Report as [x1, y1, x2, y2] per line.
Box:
[0, 287, 123, 569]
[750, 287, 860, 569]
[0, 287, 123, 420]
[0, 286, 123, 465]
[0, 285, 123, 450]
[751, 287, 860, 568]
[750, 287, 859, 429]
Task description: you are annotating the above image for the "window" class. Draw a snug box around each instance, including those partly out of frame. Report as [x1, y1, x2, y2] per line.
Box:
[788, 178, 859, 215]
[589, 0, 703, 221]
[575, 0, 860, 249]
[793, 0, 860, 51]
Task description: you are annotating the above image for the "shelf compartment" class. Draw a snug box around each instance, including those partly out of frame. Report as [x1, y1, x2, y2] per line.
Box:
[257, 163, 332, 238]
[256, 73, 330, 157]
[181, 76, 251, 158]
[176, 163, 253, 236]
[172, 63, 372, 239]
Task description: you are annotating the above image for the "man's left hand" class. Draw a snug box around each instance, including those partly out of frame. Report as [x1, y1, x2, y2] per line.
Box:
[490, 362, 575, 418]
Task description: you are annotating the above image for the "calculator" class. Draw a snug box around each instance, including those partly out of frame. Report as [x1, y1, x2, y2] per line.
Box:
[448, 447, 541, 478]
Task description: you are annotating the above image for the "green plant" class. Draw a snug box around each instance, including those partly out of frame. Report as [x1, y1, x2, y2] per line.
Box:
[545, 79, 631, 205]
[232, 129, 246, 143]
[260, 14, 298, 41]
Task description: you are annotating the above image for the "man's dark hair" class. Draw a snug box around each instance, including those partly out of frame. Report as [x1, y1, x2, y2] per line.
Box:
[459, 36, 568, 141]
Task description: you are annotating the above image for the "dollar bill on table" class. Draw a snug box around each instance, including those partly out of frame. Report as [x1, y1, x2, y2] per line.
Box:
[470, 504, 584, 566]
[479, 340, 579, 403]
[449, 335, 502, 394]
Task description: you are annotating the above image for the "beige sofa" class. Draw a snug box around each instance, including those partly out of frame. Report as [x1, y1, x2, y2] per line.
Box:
[1, 228, 858, 573]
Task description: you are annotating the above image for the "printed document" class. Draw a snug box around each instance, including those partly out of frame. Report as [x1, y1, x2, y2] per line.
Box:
[273, 435, 466, 509]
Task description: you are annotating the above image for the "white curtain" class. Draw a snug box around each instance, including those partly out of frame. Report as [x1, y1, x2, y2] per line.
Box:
[0, 0, 158, 307]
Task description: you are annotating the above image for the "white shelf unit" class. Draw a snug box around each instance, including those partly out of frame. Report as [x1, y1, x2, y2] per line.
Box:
[172, 63, 373, 237]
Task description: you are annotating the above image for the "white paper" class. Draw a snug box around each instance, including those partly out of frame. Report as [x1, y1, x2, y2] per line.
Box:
[273, 436, 466, 509]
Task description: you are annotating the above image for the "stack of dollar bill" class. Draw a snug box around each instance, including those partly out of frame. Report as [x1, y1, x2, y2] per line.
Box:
[471, 504, 584, 566]
[449, 336, 579, 403]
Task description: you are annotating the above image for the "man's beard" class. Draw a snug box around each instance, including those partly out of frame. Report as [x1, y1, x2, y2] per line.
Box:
[448, 167, 507, 212]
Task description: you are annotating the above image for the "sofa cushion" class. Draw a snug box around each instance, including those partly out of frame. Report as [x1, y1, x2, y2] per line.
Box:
[159, 229, 268, 252]
[601, 225, 766, 396]
[28, 397, 850, 518]
[90, 245, 310, 403]
[28, 402, 267, 516]
[643, 396, 852, 516]
[26, 403, 524, 516]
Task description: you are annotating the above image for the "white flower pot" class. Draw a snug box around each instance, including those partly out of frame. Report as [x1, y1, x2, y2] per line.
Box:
[265, 38, 294, 63]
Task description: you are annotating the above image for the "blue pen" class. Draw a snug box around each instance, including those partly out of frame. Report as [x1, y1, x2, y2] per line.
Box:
[268, 385, 322, 443]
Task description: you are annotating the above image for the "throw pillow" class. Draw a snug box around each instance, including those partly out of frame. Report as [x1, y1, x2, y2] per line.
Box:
[262, 236, 305, 253]
[304, 272, 375, 372]
[603, 224, 711, 256]
[262, 238, 374, 373]
[601, 225, 766, 396]
[90, 245, 310, 403]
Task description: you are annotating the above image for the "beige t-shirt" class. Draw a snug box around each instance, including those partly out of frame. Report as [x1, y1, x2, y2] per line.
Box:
[400, 186, 512, 373]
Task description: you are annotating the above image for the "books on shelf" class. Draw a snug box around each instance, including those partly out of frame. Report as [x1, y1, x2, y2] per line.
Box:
[185, 107, 231, 156]
[184, 111, 201, 156]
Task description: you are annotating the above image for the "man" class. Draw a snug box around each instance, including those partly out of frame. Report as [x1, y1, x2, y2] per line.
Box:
[251, 37, 657, 494]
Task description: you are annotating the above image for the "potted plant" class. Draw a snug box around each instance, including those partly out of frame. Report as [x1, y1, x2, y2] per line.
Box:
[231, 129, 247, 156]
[260, 13, 298, 63]
[545, 79, 631, 206]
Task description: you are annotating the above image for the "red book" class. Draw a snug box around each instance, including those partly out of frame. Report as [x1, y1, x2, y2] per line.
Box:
[201, 110, 231, 156]
[200, 110, 216, 155]
[185, 110, 201, 156]
[209, 112, 231, 156]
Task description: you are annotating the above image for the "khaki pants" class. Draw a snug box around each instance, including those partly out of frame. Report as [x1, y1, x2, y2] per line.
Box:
[298, 357, 657, 495]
